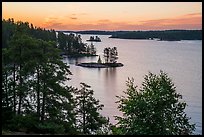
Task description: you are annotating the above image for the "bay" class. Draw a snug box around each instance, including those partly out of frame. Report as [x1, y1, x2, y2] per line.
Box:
[63, 34, 202, 135]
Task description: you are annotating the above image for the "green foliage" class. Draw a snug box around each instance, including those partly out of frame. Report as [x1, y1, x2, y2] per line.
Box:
[104, 47, 118, 63]
[74, 83, 110, 134]
[2, 18, 56, 49]
[2, 18, 87, 56]
[110, 125, 123, 135]
[95, 121, 113, 135]
[2, 18, 16, 48]
[2, 18, 76, 134]
[36, 122, 65, 134]
[6, 114, 39, 133]
[115, 71, 195, 135]
[57, 31, 87, 56]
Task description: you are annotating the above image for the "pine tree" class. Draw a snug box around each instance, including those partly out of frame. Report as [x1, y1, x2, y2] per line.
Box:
[2, 20, 76, 133]
[74, 83, 109, 134]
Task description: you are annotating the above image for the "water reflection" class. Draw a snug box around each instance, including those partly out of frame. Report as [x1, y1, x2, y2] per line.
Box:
[66, 56, 98, 65]
[104, 68, 117, 91]
[102, 67, 122, 124]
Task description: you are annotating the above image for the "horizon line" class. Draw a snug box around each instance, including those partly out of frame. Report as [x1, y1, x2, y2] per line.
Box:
[57, 29, 202, 31]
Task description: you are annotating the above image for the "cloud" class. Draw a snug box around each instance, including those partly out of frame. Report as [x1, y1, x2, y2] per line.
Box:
[41, 12, 202, 31]
[137, 13, 202, 29]
[184, 12, 202, 17]
[80, 13, 87, 16]
[70, 17, 77, 20]
[44, 16, 58, 24]
[97, 19, 111, 23]
[64, 13, 87, 20]
[42, 16, 66, 30]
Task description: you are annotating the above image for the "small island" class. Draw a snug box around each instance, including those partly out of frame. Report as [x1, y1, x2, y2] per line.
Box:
[86, 36, 102, 42]
[77, 47, 124, 68]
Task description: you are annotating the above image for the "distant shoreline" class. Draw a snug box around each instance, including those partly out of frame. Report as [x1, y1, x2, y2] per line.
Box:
[59, 30, 202, 41]
[108, 37, 182, 41]
[86, 39, 101, 42]
[109, 30, 202, 41]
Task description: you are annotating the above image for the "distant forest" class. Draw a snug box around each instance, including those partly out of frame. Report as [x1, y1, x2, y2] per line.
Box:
[61, 30, 202, 41]
[59, 30, 114, 35]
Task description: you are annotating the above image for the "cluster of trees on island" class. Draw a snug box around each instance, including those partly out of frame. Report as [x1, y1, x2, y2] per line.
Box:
[103, 47, 118, 63]
[86, 36, 101, 42]
[2, 18, 195, 135]
[77, 47, 122, 68]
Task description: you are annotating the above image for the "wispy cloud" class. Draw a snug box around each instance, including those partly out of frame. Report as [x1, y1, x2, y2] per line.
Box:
[137, 13, 202, 29]
[42, 12, 202, 31]
[42, 16, 65, 29]
[97, 19, 111, 23]
[70, 17, 77, 20]
[184, 12, 201, 17]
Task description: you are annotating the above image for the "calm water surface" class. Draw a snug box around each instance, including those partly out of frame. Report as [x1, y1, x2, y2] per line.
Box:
[63, 34, 202, 134]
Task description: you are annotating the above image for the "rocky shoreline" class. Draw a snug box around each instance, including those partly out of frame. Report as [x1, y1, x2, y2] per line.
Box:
[77, 62, 124, 68]
[86, 39, 101, 42]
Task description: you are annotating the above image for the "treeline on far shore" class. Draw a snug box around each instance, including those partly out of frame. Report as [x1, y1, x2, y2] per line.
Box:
[60, 30, 202, 41]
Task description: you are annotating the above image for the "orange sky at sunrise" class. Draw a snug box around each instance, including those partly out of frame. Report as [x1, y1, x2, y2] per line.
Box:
[2, 2, 202, 31]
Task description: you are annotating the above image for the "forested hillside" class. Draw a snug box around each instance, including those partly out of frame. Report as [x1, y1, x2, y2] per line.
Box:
[2, 18, 96, 56]
[2, 18, 110, 135]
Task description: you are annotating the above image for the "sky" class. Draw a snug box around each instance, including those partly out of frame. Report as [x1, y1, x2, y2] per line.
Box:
[2, 2, 202, 31]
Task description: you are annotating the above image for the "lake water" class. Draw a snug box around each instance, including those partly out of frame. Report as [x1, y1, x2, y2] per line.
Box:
[63, 34, 202, 135]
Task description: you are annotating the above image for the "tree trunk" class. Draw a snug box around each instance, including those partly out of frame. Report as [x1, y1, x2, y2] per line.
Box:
[18, 46, 22, 115]
[82, 89, 86, 134]
[41, 43, 46, 122]
[37, 67, 40, 120]
[13, 64, 16, 114]
[41, 80, 46, 121]
[5, 71, 9, 108]
[18, 63, 23, 115]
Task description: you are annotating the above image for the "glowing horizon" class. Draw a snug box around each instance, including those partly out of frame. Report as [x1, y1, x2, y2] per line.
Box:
[2, 2, 202, 31]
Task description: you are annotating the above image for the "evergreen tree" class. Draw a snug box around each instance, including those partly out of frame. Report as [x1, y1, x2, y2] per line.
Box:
[74, 83, 109, 134]
[115, 71, 195, 135]
[104, 47, 110, 63]
[2, 23, 76, 133]
[97, 56, 102, 64]
[103, 47, 118, 63]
